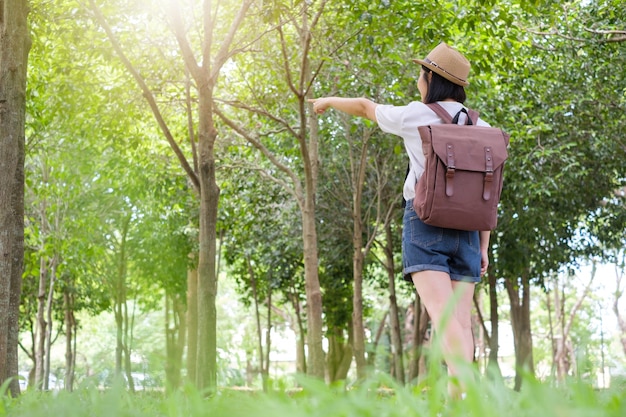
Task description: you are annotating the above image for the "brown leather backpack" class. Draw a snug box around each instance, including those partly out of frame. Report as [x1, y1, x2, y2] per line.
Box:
[413, 103, 510, 231]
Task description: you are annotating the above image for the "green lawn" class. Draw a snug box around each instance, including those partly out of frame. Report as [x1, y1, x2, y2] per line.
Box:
[3, 370, 626, 417]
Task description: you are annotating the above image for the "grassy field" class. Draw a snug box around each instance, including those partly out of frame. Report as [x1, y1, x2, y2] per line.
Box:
[2, 370, 625, 417]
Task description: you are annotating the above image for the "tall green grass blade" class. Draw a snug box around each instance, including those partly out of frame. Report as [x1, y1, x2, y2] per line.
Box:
[2, 373, 625, 417]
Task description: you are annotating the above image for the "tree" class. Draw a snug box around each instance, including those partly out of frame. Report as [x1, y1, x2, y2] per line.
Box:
[545, 266, 596, 382]
[0, 0, 31, 397]
[12, 0, 625, 391]
[215, 0, 333, 378]
[612, 251, 626, 358]
[22, 1, 158, 391]
[220, 166, 304, 388]
[471, 0, 626, 390]
[88, 0, 257, 390]
[315, 111, 404, 380]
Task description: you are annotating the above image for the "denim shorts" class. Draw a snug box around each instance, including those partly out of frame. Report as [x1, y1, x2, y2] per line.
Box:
[402, 200, 481, 283]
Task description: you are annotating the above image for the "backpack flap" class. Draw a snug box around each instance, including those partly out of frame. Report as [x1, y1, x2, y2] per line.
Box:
[418, 124, 509, 200]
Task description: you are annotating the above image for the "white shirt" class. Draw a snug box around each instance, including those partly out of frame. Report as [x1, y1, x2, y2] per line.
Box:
[375, 101, 490, 201]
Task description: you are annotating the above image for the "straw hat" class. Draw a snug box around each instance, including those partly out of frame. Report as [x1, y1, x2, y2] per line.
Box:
[413, 42, 470, 87]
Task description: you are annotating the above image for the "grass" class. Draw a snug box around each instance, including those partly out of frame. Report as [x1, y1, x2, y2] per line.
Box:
[2, 369, 625, 417]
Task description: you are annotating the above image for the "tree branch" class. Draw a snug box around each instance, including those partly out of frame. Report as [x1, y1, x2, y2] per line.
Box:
[305, 27, 364, 97]
[184, 70, 199, 176]
[215, 98, 299, 139]
[164, 0, 201, 81]
[222, 162, 299, 204]
[563, 262, 596, 340]
[278, 25, 298, 96]
[213, 106, 304, 206]
[211, 0, 255, 82]
[203, 0, 214, 69]
[584, 27, 626, 42]
[528, 26, 626, 44]
[298, 0, 328, 95]
[88, 0, 200, 192]
[473, 293, 492, 348]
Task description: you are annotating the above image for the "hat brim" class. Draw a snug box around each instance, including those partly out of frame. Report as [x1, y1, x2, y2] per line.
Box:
[413, 58, 469, 87]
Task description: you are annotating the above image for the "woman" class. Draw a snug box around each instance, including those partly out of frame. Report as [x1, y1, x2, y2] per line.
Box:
[310, 42, 489, 397]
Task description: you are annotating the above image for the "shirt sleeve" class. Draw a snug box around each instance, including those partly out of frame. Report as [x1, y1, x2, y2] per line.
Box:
[375, 102, 441, 139]
[375, 104, 410, 137]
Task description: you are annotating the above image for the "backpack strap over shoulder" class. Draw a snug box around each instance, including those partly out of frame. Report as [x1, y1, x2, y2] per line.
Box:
[426, 102, 453, 123]
[426, 102, 480, 125]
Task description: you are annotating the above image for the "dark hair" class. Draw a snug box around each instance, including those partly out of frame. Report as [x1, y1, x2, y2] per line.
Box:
[422, 66, 467, 104]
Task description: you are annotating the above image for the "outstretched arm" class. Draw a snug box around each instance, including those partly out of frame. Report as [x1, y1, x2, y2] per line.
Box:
[308, 97, 378, 122]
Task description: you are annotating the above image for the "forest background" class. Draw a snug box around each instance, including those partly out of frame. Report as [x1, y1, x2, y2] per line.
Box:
[1, 0, 625, 398]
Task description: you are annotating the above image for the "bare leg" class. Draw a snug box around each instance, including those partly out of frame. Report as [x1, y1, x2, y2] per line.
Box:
[451, 280, 476, 363]
[411, 271, 475, 398]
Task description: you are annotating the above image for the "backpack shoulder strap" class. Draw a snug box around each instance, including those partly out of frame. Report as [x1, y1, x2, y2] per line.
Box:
[427, 102, 481, 125]
[426, 102, 453, 124]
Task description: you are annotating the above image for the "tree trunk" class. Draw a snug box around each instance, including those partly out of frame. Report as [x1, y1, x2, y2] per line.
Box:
[487, 270, 501, 376]
[165, 291, 186, 392]
[289, 289, 306, 374]
[368, 311, 388, 368]
[473, 268, 502, 378]
[0, 0, 29, 397]
[613, 264, 626, 356]
[384, 221, 405, 384]
[123, 296, 135, 392]
[35, 255, 47, 390]
[349, 128, 374, 380]
[407, 295, 430, 382]
[299, 1, 326, 380]
[326, 326, 353, 382]
[473, 291, 487, 366]
[114, 297, 123, 376]
[43, 260, 58, 390]
[248, 256, 265, 388]
[34, 169, 50, 391]
[186, 266, 198, 384]
[545, 280, 556, 379]
[264, 292, 272, 392]
[416, 299, 430, 380]
[195, 91, 220, 391]
[347, 126, 372, 380]
[165, 294, 173, 388]
[505, 272, 534, 391]
[407, 298, 419, 382]
[352, 227, 366, 380]
[613, 253, 626, 358]
[123, 343, 134, 391]
[113, 215, 131, 389]
[302, 200, 325, 379]
[553, 264, 595, 382]
[552, 274, 567, 381]
[64, 287, 76, 391]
